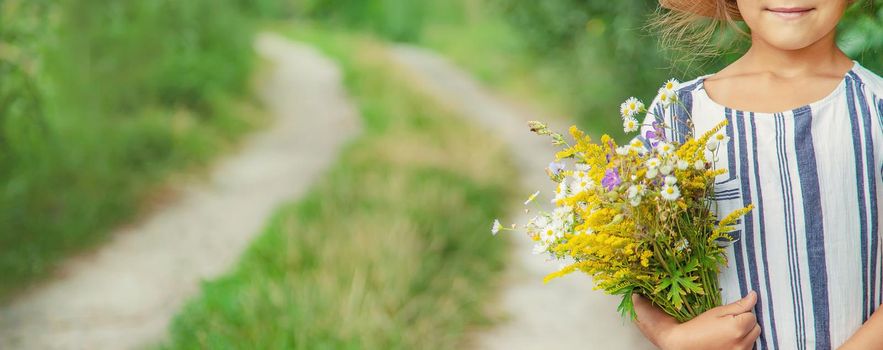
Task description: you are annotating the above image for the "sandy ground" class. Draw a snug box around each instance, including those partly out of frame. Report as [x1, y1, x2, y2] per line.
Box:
[0, 33, 360, 350]
[389, 45, 657, 350]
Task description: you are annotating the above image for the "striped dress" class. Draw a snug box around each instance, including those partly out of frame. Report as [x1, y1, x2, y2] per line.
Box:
[639, 61, 883, 350]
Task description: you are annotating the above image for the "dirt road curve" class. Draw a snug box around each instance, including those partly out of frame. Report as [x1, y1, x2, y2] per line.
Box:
[0, 33, 360, 350]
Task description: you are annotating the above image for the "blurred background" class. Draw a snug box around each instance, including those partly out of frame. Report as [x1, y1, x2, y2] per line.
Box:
[1, 0, 882, 349]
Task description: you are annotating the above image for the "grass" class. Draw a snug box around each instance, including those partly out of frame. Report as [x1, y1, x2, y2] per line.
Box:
[160, 27, 517, 349]
[0, 90, 266, 302]
[0, 0, 269, 301]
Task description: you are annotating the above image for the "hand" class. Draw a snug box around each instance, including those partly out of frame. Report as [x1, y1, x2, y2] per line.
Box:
[632, 291, 761, 350]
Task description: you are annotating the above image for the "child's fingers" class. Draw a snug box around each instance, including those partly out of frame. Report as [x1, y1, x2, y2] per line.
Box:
[716, 290, 757, 316]
[733, 311, 757, 333]
[739, 324, 762, 349]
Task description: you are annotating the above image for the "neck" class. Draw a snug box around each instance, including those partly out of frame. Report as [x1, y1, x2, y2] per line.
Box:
[740, 29, 851, 78]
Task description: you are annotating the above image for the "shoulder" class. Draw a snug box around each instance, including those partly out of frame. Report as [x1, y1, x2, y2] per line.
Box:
[675, 76, 706, 94]
[849, 63, 883, 99]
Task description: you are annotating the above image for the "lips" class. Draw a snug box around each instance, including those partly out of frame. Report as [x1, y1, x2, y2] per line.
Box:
[765, 7, 815, 19]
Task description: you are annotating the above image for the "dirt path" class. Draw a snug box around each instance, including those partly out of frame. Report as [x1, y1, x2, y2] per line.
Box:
[389, 45, 655, 350]
[0, 33, 360, 350]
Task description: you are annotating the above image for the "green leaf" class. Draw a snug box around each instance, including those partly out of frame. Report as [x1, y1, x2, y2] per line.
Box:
[618, 288, 637, 320]
[668, 283, 684, 310]
[684, 258, 700, 273]
[655, 278, 672, 294]
[679, 276, 705, 295]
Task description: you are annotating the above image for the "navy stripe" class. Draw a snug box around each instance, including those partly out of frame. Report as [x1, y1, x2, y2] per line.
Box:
[776, 114, 807, 349]
[793, 106, 831, 348]
[878, 98, 883, 134]
[736, 111, 769, 350]
[678, 89, 694, 143]
[714, 195, 741, 200]
[726, 108, 749, 298]
[679, 79, 703, 93]
[852, 75, 881, 320]
[750, 113, 780, 348]
[846, 77, 871, 321]
[714, 188, 741, 196]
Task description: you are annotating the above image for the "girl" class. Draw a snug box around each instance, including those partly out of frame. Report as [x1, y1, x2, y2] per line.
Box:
[631, 1, 883, 349]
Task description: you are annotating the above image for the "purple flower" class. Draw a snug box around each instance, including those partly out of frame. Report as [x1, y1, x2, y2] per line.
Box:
[644, 121, 666, 147]
[644, 130, 659, 148]
[602, 168, 621, 191]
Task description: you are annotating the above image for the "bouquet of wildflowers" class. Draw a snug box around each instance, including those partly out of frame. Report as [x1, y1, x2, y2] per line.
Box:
[492, 80, 753, 322]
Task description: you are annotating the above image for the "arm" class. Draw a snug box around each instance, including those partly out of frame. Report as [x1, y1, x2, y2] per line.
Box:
[839, 305, 883, 349]
[633, 291, 761, 350]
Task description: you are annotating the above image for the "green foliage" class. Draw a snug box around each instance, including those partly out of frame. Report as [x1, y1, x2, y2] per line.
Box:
[0, 0, 267, 299]
[280, 0, 474, 42]
[841, 0, 883, 72]
[491, 0, 674, 136]
[162, 29, 514, 349]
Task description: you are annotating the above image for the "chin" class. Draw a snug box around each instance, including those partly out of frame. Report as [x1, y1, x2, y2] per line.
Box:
[760, 34, 821, 51]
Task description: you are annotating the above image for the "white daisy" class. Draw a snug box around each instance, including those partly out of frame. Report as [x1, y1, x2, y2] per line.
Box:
[663, 79, 680, 93]
[629, 195, 643, 207]
[623, 117, 639, 133]
[620, 97, 644, 118]
[552, 179, 569, 203]
[664, 175, 677, 185]
[526, 215, 550, 237]
[553, 206, 574, 224]
[657, 79, 680, 107]
[657, 88, 672, 107]
[660, 184, 681, 201]
[660, 164, 674, 176]
[571, 178, 591, 194]
[627, 184, 646, 207]
[629, 139, 648, 154]
[712, 132, 731, 144]
[627, 185, 639, 199]
[645, 158, 661, 168]
[656, 142, 675, 156]
[575, 163, 591, 172]
[540, 219, 568, 243]
[694, 160, 706, 170]
[616, 145, 630, 156]
[677, 159, 689, 170]
[707, 133, 730, 152]
[646, 167, 659, 179]
[539, 226, 557, 243]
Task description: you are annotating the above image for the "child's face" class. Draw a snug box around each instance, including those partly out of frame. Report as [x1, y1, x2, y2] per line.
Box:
[736, 0, 849, 50]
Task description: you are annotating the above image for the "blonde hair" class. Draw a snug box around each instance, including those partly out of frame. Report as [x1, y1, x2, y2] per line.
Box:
[650, 0, 746, 62]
